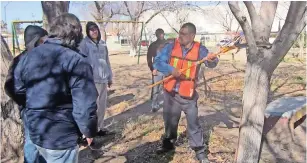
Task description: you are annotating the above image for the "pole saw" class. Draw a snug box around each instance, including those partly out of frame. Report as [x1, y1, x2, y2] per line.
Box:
[148, 44, 237, 89]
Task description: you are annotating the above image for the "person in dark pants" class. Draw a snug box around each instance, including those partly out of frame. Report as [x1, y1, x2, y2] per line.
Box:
[147, 28, 167, 112]
[153, 23, 219, 163]
[4, 25, 48, 163]
[13, 13, 98, 163]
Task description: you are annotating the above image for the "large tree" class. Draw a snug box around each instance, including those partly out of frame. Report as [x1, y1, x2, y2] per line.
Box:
[228, 1, 306, 162]
[1, 35, 23, 163]
[41, 1, 70, 30]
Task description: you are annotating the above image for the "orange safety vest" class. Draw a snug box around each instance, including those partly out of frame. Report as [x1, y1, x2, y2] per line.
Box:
[163, 39, 200, 98]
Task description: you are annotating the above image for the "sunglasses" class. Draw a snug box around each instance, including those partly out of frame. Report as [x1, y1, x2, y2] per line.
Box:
[89, 27, 98, 31]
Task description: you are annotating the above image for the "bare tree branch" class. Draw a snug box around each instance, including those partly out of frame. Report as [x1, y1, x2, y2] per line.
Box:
[144, 11, 162, 25]
[124, 1, 133, 20]
[160, 12, 179, 34]
[259, 2, 278, 41]
[243, 1, 260, 34]
[229, 1, 257, 54]
[271, 1, 306, 69]
[138, 1, 145, 17]
[94, 1, 102, 15]
[243, 2, 258, 25]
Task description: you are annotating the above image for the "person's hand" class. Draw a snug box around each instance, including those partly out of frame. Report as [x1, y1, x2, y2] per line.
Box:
[207, 53, 217, 61]
[86, 138, 93, 146]
[108, 81, 112, 88]
[171, 68, 181, 78]
[152, 69, 158, 76]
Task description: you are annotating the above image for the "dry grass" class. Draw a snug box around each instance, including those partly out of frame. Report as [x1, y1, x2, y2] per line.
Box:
[80, 54, 306, 163]
[106, 101, 130, 117]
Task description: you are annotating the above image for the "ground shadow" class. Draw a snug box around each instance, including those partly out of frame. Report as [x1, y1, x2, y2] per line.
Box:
[123, 141, 175, 163]
[78, 100, 158, 163]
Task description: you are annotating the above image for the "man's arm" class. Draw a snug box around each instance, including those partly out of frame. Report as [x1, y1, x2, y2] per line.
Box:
[5, 55, 26, 107]
[78, 39, 88, 56]
[147, 43, 154, 72]
[69, 57, 98, 138]
[12, 53, 27, 107]
[153, 43, 175, 76]
[199, 45, 219, 68]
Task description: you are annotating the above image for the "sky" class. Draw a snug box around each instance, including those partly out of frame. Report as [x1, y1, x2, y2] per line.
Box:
[1, 1, 94, 31]
[1, 1, 222, 32]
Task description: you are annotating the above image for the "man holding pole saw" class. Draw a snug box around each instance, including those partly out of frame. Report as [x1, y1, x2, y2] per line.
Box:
[152, 22, 221, 163]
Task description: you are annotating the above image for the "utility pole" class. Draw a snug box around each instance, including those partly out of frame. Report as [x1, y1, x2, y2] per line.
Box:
[4, 2, 10, 24]
[3, 2, 10, 43]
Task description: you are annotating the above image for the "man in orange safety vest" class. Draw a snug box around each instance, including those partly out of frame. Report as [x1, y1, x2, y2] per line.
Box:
[153, 22, 219, 163]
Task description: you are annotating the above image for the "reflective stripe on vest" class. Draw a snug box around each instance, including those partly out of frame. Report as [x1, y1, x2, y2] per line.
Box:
[186, 61, 193, 78]
[173, 58, 179, 68]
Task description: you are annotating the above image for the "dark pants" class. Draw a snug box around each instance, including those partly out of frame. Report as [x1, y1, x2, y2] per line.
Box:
[162, 90, 205, 155]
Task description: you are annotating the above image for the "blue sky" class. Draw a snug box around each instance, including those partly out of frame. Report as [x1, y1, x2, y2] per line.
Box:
[1, 1, 222, 32]
[1, 1, 93, 31]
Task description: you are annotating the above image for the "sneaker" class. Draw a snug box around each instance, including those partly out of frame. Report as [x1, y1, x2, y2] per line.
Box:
[196, 153, 210, 163]
[156, 146, 175, 154]
[96, 129, 116, 136]
[199, 158, 210, 163]
[156, 139, 175, 154]
[151, 107, 159, 112]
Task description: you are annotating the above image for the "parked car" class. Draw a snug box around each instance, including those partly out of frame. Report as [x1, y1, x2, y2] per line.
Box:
[139, 40, 149, 46]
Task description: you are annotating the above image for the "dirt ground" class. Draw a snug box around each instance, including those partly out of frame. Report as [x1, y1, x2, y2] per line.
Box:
[78, 51, 306, 163]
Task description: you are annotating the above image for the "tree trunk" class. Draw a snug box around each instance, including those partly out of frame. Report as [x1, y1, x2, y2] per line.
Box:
[129, 45, 137, 57]
[129, 23, 139, 57]
[299, 32, 305, 59]
[1, 35, 23, 163]
[98, 23, 107, 42]
[236, 49, 272, 163]
[41, 1, 70, 31]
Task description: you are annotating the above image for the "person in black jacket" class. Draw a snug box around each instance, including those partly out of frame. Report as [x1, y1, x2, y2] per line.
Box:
[4, 25, 48, 163]
[13, 13, 98, 163]
[147, 28, 167, 112]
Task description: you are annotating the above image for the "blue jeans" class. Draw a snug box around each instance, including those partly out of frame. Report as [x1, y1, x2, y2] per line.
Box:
[22, 111, 46, 163]
[151, 72, 164, 109]
[35, 145, 79, 163]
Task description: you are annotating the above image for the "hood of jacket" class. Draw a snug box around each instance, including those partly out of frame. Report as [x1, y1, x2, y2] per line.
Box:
[24, 25, 48, 51]
[86, 21, 101, 43]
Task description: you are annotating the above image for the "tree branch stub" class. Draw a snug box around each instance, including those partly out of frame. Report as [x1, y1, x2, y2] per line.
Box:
[229, 1, 257, 55]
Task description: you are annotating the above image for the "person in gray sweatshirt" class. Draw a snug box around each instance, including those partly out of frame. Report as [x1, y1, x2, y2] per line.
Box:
[79, 21, 114, 136]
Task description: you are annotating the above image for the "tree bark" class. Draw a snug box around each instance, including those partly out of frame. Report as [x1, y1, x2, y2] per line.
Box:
[229, 2, 306, 163]
[1, 35, 23, 163]
[41, 1, 70, 31]
[236, 49, 272, 163]
[129, 22, 139, 57]
[299, 31, 305, 58]
[97, 22, 107, 42]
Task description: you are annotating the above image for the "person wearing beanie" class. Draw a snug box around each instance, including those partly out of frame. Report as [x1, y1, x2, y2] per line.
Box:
[78, 21, 114, 136]
[4, 25, 48, 163]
